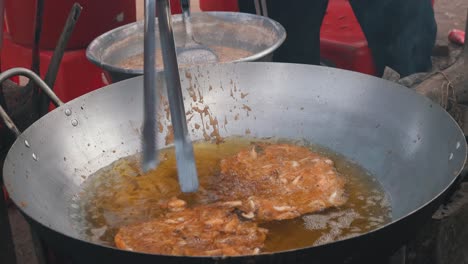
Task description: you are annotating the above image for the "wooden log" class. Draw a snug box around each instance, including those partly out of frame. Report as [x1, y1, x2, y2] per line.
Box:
[412, 55, 465, 109]
[412, 10, 468, 118]
[406, 182, 468, 264]
[0, 80, 38, 152]
[1, 80, 38, 130]
[401, 50, 466, 128]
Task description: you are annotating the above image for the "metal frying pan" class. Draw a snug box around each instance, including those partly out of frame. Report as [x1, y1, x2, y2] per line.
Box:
[1, 63, 466, 263]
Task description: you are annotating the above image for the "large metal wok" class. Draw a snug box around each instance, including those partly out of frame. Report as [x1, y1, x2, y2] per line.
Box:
[1, 63, 466, 263]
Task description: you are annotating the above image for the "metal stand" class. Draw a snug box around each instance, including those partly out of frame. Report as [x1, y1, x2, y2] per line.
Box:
[389, 246, 407, 264]
[0, 160, 16, 264]
[30, 228, 48, 264]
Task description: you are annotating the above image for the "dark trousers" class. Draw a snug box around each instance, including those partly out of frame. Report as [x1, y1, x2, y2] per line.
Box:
[238, 0, 437, 77]
[238, 0, 328, 65]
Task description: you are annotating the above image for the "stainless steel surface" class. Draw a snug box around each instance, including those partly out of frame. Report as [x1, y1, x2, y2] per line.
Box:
[86, 12, 286, 82]
[178, 0, 218, 64]
[254, 0, 261, 16]
[0, 68, 64, 137]
[157, 0, 198, 192]
[1, 62, 467, 260]
[261, 0, 268, 17]
[254, 0, 268, 17]
[142, 0, 158, 172]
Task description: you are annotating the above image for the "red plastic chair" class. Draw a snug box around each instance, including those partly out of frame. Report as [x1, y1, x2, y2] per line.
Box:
[4, 0, 136, 50]
[320, 0, 376, 75]
[1, 35, 107, 106]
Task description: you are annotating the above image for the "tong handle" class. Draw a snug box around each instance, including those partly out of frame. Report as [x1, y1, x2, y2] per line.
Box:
[141, 0, 159, 172]
[157, 0, 199, 193]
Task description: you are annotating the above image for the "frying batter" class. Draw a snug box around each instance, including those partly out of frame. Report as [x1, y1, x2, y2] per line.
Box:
[115, 198, 268, 256]
[206, 143, 348, 221]
[113, 143, 348, 256]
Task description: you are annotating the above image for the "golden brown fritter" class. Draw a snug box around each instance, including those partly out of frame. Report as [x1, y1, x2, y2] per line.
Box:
[114, 143, 347, 256]
[207, 143, 348, 221]
[115, 198, 268, 256]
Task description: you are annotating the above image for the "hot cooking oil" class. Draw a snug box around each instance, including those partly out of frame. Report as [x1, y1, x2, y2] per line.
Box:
[71, 137, 392, 252]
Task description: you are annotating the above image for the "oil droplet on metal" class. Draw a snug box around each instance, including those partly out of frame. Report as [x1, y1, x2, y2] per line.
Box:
[24, 140, 30, 148]
[65, 109, 72, 116]
[32, 153, 38, 161]
[449, 153, 454, 160]
[71, 119, 78, 126]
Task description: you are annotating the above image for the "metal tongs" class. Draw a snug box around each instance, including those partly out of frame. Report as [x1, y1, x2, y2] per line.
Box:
[254, 0, 269, 17]
[142, 0, 199, 193]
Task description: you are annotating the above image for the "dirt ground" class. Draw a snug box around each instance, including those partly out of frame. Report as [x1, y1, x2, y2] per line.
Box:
[5, 1, 468, 264]
[7, 208, 37, 264]
[434, 0, 467, 43]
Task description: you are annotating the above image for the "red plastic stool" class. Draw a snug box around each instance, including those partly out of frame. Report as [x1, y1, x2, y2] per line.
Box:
[4, 0, 136, 50]
[1, 23, 18, 84]
[169, 0, 182, 14]
[2, 186, 8, 203]
[320, 0, 376, 75]
[199, 0, 239, 11]
[1, 35, 107, 105]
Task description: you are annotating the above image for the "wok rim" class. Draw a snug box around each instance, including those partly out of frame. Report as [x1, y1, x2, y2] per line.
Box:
[4, 62, 467, 259]
[85, 11, 287, 76]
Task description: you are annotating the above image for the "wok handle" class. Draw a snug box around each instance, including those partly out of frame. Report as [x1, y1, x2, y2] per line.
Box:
[0, 68, 64, 137]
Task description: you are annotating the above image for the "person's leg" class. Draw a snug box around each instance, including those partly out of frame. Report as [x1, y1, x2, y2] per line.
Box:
[390, 0, 436, 76]
[349, 0, 436, 77]
[238, 0, 329, 65]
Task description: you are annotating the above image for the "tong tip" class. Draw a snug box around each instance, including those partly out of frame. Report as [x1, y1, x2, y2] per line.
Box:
[177, 159, 199, 193]
[142, 158, 158, 173]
